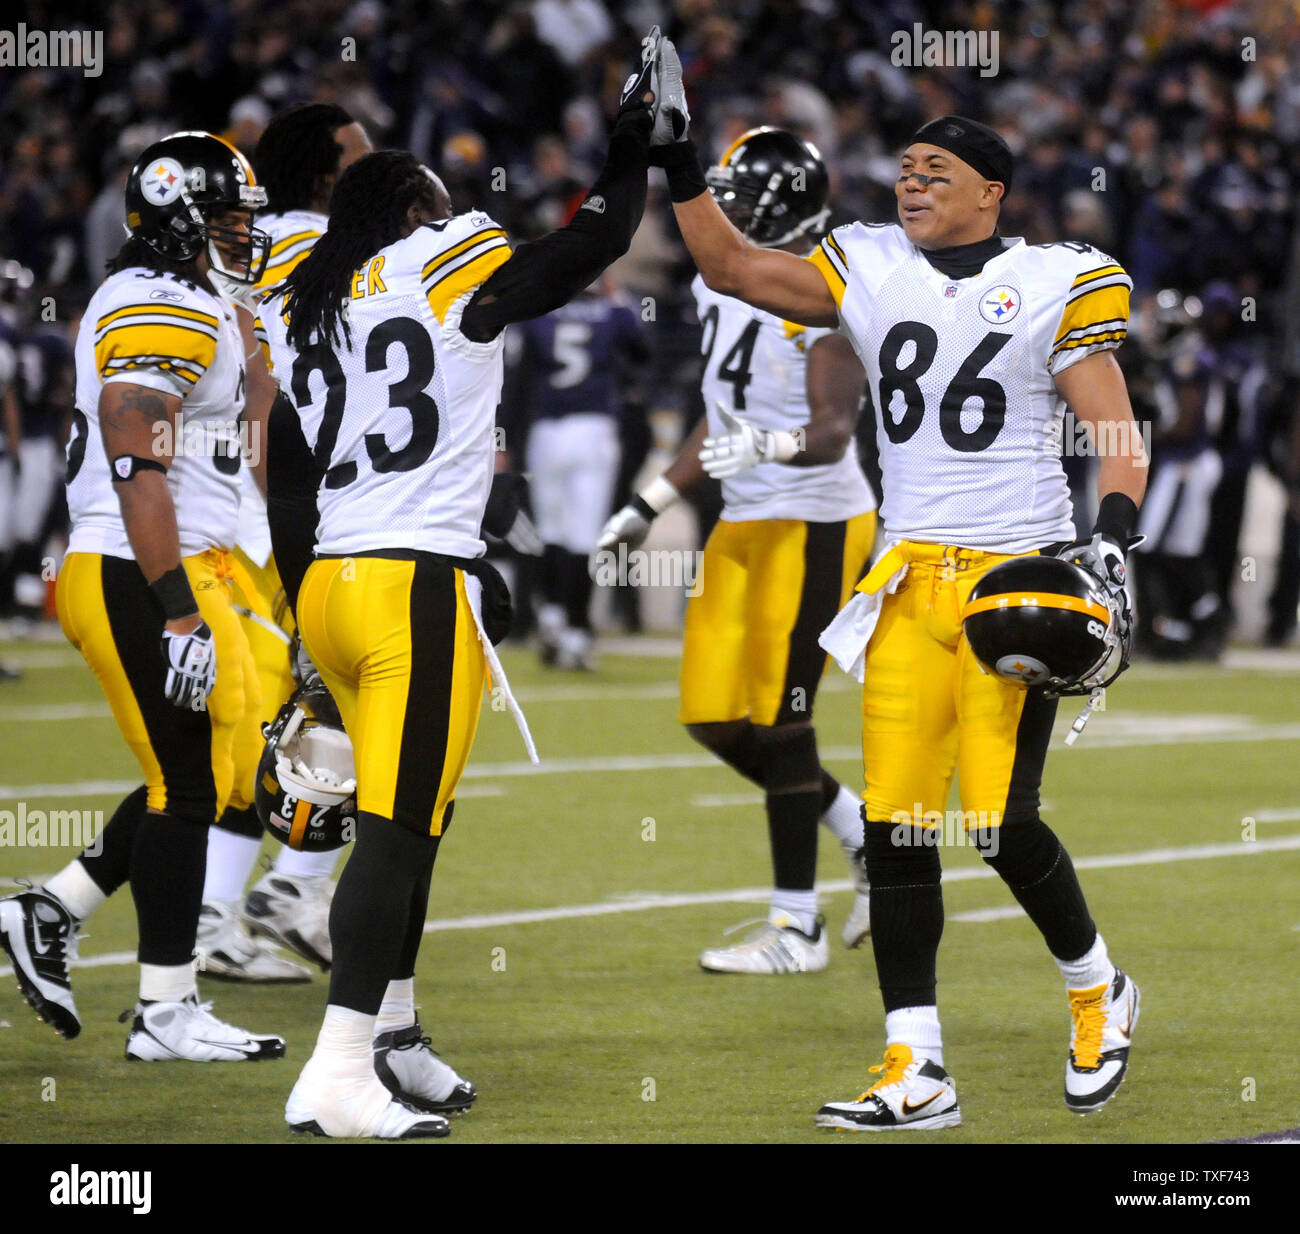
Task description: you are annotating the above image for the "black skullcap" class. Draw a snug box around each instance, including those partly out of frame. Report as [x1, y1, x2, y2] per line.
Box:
[909, 115, 1014, 192]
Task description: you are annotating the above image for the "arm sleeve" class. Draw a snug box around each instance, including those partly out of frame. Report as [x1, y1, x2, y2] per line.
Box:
[459, 130, 649, 343]
[265, 388, 320, 615]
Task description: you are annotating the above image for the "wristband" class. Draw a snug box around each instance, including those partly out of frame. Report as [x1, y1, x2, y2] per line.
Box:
[149, 564, 200, 621]
[1092, 492, 1138, 549]
[635, 475, 681, 518]
[649, 139, 709, 202]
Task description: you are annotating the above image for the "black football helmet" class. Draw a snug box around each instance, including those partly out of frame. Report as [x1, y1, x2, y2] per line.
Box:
[962, 556, 1132, 696]
[125, 131, 270, 284]
[706, 127, 830, 247]
[254, 681, 357, 852]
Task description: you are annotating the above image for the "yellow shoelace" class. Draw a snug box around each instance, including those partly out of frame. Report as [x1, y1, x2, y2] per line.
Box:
[859, 1044, 912, 1101]
[1069, 985, 1108, 1070]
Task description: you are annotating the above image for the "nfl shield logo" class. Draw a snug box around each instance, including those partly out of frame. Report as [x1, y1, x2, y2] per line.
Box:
[943, 284, 959, 298]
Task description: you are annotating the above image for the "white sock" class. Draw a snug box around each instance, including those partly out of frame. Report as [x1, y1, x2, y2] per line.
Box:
[272, 846, 341, 879]
[820, 784, 866, 858]
[885, 1005, 943, 1068]
[770, 890, 819, 937]
[374, 978, 415, 1036]
[202, 829, 263, 903]
[313, 1004, 379, 1080]
[139, 961, 197, 1004]
[1057, 933, 1115, 991]
[44, 860, 106, 921]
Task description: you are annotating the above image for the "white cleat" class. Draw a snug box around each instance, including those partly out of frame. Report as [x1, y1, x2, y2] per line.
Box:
[243, 872, 333, 970]
[196, 900, 312, 983]
[286, 1056, 450, 1139]
[816, 1044, 962, 1132]
[699, 911, 828, 974]
[0, 885, 82, 1038]
[123, 994, 286, 1062]
[1066, 968, 1140, 1114]
[373, 1021, 476, 1115]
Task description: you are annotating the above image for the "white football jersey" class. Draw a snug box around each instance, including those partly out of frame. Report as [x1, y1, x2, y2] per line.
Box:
[233, 209, 330, 568]
[69, 267, 246, 559]
[693, 275, 874, 524]
[260, 210, 512, 558]
[809, 224, 1131, 552]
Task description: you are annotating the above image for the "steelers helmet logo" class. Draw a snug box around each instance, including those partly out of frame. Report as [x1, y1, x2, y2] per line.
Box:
[995, 653, 1048, 684]
[980, 284, 1020, 324]
[140, 157, 186, 205]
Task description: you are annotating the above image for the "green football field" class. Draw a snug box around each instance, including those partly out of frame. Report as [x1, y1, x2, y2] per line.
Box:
[1, 632, 1297, 1145]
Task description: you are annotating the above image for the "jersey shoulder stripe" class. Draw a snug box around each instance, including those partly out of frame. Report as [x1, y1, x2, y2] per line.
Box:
[420, 220, 512, 324]
[269, 229, 322, 259]
[93, 302, 221, 389]
[807, 241, 847, 307]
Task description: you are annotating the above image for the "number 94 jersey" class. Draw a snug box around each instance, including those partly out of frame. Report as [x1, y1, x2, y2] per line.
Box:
[68, 267, 245, 559]
[808, 224, 1131, 553]
[260, 212, 511, 559]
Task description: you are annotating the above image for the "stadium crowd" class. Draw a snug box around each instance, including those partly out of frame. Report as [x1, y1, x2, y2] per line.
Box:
[1, 0, 1298, 652]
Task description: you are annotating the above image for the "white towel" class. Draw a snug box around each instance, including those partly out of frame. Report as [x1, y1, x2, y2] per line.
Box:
[818, 559, 910, 683]
[462, 573, 539, 764]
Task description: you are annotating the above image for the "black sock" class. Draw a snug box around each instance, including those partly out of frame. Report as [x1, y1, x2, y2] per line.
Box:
[975, 817, 1096, 961]
[756, 724, 822, 892]
[213, 803, 263, 839]
[539, 544, 564, 606]
[78, 785, 148, 897]
[562, 550, 594, 631]
[328, 811, 439, 1014]
[865, 820, 944, 1011]
[129, 811, 208, 966]
[394, 801, 448, 981]
[686, 719, 765, 787]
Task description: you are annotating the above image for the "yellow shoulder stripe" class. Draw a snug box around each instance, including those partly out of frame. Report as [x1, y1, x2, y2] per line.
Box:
[95, 319, 218, 386]
[96, 302, 219, 331]
[806, 245, 845, 310]
[426, 245, 512, 324]
[1071, 264, 1125, 290]
[1053, 284, 1130, 346]
[422, 229, 508, 281]
[782, 320, 806, 340]
[269, 229, 322, 258]
[257, 248, 315, 290]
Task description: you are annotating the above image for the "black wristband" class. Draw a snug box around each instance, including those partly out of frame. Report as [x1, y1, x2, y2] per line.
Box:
[630, 495, 658, 522]
[149, 564, 199, 621]
[650, 139, 709, 202]
[1092, 492, 1139, 548]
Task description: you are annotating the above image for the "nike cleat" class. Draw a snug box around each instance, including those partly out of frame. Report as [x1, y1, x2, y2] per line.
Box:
[123, 994, 286, 1061]
[374, 1021, 476, 1115]
[0, 885, 82, 1039]
[816, 1044, 961, 1132]
[244, 872, 332, 970]
[700, 912, 828, 975]
[197, 899, 312, 983]
[1066, 968, 1140, 1114]
[287, 1057, 450, 1140]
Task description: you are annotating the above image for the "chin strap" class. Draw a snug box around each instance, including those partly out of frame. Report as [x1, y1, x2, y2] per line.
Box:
[1063, 687, 1106, 748]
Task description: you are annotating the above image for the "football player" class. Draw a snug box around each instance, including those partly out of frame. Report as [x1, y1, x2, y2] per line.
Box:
[507, 275, 648, 669]
[597, 127, 876, 973]
[257, 33, 665, 1139]
[195, 103, 373, 982]
[0, 132, 286, 1061]
[646, 43, 1148, 1128]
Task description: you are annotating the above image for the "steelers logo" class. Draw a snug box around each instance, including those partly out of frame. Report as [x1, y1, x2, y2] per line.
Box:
[979, 284, 1020, 324]
[995, 653, 1048, 684]
[140, 157, 186, 205]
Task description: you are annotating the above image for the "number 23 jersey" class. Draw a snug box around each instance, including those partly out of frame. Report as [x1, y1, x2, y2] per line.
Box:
[808, 224, 1131, 552]
[260, 212, 511, 559]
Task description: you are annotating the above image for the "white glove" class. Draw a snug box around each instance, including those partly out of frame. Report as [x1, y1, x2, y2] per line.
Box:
[1058, 532, 1135, 598]
[504, 508, 545, 556]
[650, 35, 690, 146]
[596, 504, 653, 555]
[161, 621, 217, 711]
[699, 404, 799, 479]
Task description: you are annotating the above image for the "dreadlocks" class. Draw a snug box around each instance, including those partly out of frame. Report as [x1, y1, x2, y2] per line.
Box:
[254, 102, 355, 215]
[106, 235, 203, 281]
[283, 150, 442, 351]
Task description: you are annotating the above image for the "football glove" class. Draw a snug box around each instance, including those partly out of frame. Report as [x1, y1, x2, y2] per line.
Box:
[615, 26, 660, 136]
[483, 471, 545, 556]
[1056, 532, 1141, 599]
[592, 476, 681, 569]
[700, 404, 799, 479]
[161, 620, 217, 711]
[650, 35, 690, 146]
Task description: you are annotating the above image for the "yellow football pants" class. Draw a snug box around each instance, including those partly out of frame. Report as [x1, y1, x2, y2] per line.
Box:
[859, 542, 1058, 825]
[295, 553, 486, 837]
[680, 512, 876, 727]
[57, 549, 260, 823]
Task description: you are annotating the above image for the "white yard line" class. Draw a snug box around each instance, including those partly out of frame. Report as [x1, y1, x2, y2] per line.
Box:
[5, 832, 1294, 978]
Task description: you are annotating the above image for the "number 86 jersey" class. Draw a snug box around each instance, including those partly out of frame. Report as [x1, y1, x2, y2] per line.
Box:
[808, 224, 1132, 553]
[260, 212, 511, 559]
